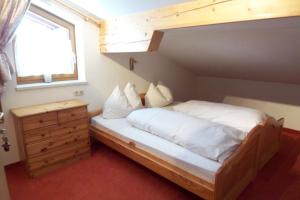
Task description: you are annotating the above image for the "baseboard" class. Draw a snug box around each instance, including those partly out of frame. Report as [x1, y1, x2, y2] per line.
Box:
[4, 161, 24, 170]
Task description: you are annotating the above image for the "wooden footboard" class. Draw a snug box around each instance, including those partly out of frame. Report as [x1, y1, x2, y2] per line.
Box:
[214, 117, 284, 200]
[214, 126, 262, 200]
[256, 118, 284, 170]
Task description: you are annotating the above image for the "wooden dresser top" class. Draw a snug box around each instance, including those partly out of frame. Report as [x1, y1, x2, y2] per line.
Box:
[11, 99, 88, 118]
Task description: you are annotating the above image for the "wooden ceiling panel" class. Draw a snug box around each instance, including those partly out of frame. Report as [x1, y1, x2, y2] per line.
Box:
[99, 0, 300, 53]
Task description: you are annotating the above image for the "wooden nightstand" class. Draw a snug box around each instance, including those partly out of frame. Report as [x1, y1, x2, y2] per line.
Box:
[11, 100, 90, 177]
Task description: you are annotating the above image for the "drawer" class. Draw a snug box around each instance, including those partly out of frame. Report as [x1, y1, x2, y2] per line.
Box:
[53, 118, 88, 136]
[24, 125, 56, 144]
[58, 106, 87, 123]
[27, 141, 90, 171]
[22, 112, 57, 131]
[28, 140, 89, 163]
[28, 147, 90, 171]
[24, 118, 88, 144]
[26, 130, 89, 156]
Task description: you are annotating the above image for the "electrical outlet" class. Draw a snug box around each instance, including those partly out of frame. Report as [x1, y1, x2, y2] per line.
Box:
[74, 90, 84, 96]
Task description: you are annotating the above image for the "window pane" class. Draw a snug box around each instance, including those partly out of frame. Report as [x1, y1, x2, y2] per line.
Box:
[15, 12, 76, 77]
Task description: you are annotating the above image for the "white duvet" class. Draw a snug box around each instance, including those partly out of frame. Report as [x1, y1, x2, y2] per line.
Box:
[127, 108, 244, 162]
[173, 100, 267, 135]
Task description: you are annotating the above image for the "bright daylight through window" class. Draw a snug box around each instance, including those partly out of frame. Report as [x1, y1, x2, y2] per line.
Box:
[15, 5, 77, 85]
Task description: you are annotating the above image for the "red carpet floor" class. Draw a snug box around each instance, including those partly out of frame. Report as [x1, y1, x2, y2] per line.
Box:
[5, 130, 300, 200]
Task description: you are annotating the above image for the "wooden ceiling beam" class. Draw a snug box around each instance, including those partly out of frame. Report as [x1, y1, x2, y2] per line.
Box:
[99, 0, 300, 53]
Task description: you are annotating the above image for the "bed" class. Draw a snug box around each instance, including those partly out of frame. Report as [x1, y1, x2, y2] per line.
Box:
[89, 95, 284, 200]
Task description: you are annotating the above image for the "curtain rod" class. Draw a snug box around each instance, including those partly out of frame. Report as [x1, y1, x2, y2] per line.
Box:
[52, 0, 101, 27]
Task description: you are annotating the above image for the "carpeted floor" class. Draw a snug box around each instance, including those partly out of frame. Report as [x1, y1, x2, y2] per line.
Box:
[5, 130, 300, 200]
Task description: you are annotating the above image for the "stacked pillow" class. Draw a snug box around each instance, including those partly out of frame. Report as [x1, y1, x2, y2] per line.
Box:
[103, 81, 174, 118]
[145, 81, 174, 108]
[103, 82, 143, 119]
[124, 82, 143, 109]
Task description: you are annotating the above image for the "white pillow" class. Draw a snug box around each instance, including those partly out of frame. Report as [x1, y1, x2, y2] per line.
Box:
[124, 82, 143, 109]
[145, 83, 170, 108]
[102, 86, 133, 119]
[157, 81, 173, 103]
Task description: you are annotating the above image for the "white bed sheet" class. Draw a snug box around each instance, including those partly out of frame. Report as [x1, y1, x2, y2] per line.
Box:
[91, 115, 221, 183]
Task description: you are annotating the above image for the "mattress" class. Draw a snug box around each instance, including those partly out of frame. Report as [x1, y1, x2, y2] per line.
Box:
[91, 115, 222, 183]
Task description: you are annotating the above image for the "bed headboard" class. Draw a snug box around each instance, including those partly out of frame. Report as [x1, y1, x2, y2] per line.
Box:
[139, 93, 146, 106]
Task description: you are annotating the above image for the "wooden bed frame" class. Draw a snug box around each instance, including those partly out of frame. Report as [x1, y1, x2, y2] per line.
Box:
[89, 95, 284, 200]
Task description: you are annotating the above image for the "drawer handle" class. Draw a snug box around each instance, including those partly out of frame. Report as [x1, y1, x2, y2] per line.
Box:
[39, 120, 44, 123]
[48, 142, 54, 146]
[41, 134, 45, 137]
[41, 147, 48, 152]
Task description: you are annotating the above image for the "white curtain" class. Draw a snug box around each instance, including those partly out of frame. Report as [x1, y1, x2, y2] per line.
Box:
[14, 12, 76, 77]
[0, 0, 31, 91]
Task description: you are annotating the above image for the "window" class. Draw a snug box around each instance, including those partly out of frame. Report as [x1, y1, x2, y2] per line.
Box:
[15, 5, 78, 85]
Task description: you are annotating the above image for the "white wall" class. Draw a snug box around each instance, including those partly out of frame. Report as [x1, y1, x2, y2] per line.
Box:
[0, 2, 197, 165]
[106, 52, 196, 101]
[197, 77, 300, 130]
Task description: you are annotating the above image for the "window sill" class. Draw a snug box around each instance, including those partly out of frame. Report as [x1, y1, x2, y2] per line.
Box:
[15, 80, 88, 91]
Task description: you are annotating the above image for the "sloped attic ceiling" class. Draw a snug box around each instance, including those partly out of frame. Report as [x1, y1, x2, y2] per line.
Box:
[66, 0, 299, 84]
[158, 17, 300, 84]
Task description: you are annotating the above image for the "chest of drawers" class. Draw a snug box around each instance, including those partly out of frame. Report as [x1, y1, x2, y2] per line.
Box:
[11, 100, 90, 177]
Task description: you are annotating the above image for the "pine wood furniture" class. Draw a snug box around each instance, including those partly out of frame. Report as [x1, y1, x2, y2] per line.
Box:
[89, 95, 284, 200]
[11, 100, 90, 177]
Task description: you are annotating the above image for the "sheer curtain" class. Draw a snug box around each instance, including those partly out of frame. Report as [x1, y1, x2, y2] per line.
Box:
[14, 12, 76, 77]
[0, 0, 31, 92]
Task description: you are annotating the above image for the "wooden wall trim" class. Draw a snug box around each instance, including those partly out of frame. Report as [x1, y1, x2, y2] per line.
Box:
[99, 0, 300, 53]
